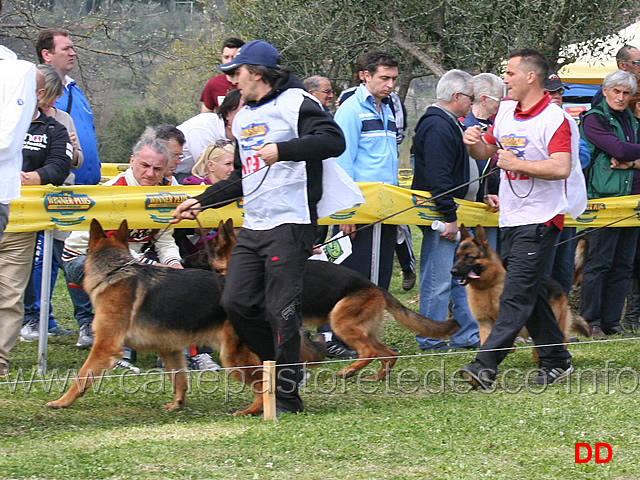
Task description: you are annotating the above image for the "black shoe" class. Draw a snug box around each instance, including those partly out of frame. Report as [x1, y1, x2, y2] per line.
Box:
[621, 319, 640, 333]
[402, 270, 416, 291]
[533, 363, 573, 385]
[325, 340, 358, 359]
[602, 326, 637, 338]
[458, 363, 495, 390]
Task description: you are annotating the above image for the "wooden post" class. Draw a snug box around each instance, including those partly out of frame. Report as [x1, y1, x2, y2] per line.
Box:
[262, 361, 277, 420]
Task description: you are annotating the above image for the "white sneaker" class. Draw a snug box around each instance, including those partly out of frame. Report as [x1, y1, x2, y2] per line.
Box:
[20, 321, 39, 342]
[113, 359, 141, 375]
[188, 353, 221, 371]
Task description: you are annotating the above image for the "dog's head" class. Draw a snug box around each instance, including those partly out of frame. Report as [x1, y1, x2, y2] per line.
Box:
[451, 224, 491, 286]
[181, 218, 237, 274]
[88, 218, 130, 252]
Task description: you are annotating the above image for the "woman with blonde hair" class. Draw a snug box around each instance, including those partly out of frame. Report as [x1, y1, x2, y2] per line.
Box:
[182, 141, 235, 185]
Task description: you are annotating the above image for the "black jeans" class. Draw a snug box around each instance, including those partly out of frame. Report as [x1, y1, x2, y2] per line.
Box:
[580, 227, 639, 329]
[221, 223, 315, 412]
[475, 223, 571, 371]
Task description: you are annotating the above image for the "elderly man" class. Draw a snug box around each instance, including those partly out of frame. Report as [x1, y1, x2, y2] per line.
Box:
[580, 70, 640, 340]
[591, 45, 640, 107]
[62, 138, 182, 350]
[304, 75, 334, 112]
[459, 49, 586, 388]
[412, 69, 480, 352]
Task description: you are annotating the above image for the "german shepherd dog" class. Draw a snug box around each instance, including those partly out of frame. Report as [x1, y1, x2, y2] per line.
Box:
[450, 225, 589, 356]
[190, 219, 459, 381]
[46, 219, 326, 415]
[47, 219, 456, 414]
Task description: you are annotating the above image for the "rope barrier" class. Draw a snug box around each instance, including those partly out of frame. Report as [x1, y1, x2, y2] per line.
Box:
[2, 335, 638, 387]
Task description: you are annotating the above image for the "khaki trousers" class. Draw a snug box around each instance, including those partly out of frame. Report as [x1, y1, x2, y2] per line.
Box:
[0, 231, 37, 367]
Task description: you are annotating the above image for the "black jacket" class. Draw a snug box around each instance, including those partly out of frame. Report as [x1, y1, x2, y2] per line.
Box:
[23, 110, 72, 185]
[411, 105, 470, 223]
[194, 70, 345, 219]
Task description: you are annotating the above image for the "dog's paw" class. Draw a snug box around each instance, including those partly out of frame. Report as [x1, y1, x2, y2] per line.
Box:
[44, 400, 66, 409]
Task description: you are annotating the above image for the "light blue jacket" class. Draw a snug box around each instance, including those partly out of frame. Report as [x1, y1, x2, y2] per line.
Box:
[334, 84, 398, 185]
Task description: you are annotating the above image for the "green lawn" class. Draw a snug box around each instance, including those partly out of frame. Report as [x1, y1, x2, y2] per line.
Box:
[1, 242, 639, 479]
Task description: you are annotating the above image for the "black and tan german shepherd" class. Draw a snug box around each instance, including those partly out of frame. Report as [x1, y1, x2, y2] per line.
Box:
[188, 219, 458, 381]
[47, 219, 456, 414]
[46, 219, 326, 415]
[450, 225, 589, 356]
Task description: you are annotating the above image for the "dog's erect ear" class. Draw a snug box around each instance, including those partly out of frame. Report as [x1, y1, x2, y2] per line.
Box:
[459, 224, 471, 240]
[473, 224, 488, 245]
[89, 218, 106, 242]
[113, 220, 129, 245]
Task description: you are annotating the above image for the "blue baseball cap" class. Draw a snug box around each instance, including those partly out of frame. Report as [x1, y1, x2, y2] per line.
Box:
[218, 40, 281, 72]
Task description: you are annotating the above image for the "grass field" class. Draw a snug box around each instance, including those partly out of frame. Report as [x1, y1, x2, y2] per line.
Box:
[1, 242, 640, 479]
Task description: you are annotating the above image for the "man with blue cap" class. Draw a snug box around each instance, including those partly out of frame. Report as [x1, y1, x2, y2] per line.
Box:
[172, 40, 350, 415]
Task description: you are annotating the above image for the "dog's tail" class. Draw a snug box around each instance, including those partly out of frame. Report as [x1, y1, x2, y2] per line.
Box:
[382, 291, 459, 338]
[569, 312, 591, 338]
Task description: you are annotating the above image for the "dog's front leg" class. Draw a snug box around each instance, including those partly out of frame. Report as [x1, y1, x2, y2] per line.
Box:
[159, 350, 188, 410]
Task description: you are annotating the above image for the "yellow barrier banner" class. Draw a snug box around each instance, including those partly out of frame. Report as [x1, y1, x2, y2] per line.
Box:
[6, 182, 640, 232]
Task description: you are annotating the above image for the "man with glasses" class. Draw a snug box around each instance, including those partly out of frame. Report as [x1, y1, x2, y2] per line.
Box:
[411, 69, 481, 352]
[591, 45, 640, 107]
[304, 76, 334, 112]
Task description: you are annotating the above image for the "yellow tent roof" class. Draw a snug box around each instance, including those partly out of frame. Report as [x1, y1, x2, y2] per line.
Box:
[557, 61, 617, 84]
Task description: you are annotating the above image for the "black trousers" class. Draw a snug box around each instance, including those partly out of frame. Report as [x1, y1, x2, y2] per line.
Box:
[475, 223, 571, 371]
[221, 223, 315, 412]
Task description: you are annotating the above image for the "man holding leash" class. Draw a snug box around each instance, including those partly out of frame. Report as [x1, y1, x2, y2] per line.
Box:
[172, 40, 357, 415]
[459, 48, 586, 388]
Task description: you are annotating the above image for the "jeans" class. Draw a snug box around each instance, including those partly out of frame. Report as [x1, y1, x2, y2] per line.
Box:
[60, 255, 94, 327]
[416, 226, 479, 349]
[23, 235, 64, 329]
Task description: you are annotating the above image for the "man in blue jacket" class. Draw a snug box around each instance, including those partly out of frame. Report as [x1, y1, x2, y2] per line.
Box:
[333, 52, 399, 290]
[36, 28, 100, 186]
[411, 69, 481, 351]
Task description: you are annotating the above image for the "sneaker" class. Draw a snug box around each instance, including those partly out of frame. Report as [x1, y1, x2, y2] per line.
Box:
[533, 363, 573, 385]
[76, 323, 94, 348]
[48, 325, 75, 337]
[113, 359, 141, 375]
[402, 270, 417, 291]
[325, 340, 358, 359]
[188, 353, 221, 371]
[458, 362, 496, 390]
[19, 321, 39, 342]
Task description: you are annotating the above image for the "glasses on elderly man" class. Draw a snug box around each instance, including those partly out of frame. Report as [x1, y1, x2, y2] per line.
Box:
[628, 60, 640, 66]
[549, 88, 565, 96]
[459, 92, 475, 102]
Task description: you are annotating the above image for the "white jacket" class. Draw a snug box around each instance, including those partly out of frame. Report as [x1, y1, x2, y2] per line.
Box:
[0, 46, 37, 203]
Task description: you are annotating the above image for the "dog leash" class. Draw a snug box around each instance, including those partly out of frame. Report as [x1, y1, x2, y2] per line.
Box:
[314, 166, 501, 250]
